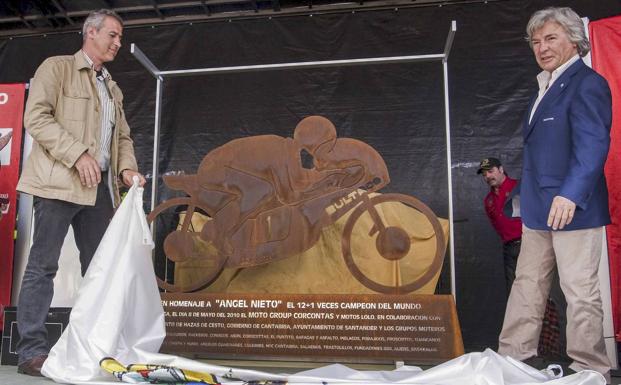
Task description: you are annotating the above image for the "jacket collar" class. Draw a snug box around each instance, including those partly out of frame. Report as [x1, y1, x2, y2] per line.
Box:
[535, 54, 580, 92]
[524, 59, 586, 140]
[73, 50, 118, 96]
[73, 50, 91, 71]
[73, 50, 112, 78]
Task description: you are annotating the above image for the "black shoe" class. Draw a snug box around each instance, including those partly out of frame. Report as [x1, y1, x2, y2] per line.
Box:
[522, 356, 547, 370]
[17, 354, 47, 377]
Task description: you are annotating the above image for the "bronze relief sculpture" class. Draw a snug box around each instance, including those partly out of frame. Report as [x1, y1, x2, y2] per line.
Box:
[148, 116, 446, 294]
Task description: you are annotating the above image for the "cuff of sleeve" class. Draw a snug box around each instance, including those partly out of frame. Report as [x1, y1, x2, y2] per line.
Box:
[63, 141, 89, 168]
[558, 191, 587, 211]
[118, 160, 138, 177]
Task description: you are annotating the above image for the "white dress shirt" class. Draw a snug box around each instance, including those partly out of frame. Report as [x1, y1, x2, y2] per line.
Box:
[528, 54, 581, 124]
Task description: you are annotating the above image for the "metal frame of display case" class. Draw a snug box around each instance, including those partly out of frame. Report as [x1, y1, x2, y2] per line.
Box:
[131, 20, 458, 298]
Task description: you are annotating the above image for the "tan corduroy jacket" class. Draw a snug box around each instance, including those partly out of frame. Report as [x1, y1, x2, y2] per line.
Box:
[17, 51, 138, 207]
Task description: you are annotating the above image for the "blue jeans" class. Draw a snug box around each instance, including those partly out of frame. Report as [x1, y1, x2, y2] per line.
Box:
[16, 180, 112, 364]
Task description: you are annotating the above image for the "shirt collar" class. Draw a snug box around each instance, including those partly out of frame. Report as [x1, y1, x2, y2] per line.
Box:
[491, 175, 510, 195]
[81, 50, 110, 79]
[536, 54, 580, 91]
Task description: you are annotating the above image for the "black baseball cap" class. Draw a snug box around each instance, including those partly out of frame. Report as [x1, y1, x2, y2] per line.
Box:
[477, 157, 502, 174]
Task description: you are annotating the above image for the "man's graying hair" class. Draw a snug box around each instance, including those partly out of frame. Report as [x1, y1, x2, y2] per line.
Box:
[82, 9, 123, 40]
[526, 7, 590, 57]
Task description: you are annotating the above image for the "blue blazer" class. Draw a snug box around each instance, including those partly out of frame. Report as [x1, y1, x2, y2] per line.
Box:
[521, 59, 612, 231]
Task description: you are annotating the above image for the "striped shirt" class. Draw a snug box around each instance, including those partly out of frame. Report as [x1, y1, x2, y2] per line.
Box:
[82, 50, 115, 171]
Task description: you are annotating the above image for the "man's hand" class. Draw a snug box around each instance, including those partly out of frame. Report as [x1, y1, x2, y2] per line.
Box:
[547, 195, 576, 230]
[121, 169, 146, 187]
[74, 152, 101, 188]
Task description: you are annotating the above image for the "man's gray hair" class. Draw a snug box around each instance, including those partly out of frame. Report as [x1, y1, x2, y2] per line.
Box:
[82, 9, 123, 40]
[526, 7, 590, 57]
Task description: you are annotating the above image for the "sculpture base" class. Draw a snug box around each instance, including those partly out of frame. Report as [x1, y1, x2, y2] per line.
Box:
[160, 293, 463, 364]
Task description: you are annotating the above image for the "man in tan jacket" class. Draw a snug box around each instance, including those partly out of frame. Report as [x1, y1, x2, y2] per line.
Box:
[15, 9, 145, 376]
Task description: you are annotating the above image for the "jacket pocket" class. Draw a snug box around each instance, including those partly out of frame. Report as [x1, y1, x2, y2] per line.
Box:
[61, 89, 90, 121]
[537, 174, 563, 188]
[48, 156, 80, 190]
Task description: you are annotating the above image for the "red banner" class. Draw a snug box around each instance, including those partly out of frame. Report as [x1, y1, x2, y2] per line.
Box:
[590, 15, 621, 341]
[0, 83, 26, 329]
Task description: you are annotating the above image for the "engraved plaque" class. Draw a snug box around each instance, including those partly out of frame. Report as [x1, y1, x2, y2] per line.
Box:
[160, 293, 463, 364]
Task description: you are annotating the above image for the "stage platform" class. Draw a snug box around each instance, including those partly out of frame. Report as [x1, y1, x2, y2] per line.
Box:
[0, 360, 394, 385]
[2, 363, 621, 385]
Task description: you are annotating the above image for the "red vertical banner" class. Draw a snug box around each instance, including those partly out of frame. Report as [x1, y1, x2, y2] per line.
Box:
[0, 83, 26, 329]
[590, 15, 621, 341]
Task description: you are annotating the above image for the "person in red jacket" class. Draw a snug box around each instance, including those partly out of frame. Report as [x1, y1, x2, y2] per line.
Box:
[478, 157, 522, 298]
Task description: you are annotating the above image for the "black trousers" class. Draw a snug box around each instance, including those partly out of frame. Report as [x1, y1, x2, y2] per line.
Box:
[502, 238, 521, 298]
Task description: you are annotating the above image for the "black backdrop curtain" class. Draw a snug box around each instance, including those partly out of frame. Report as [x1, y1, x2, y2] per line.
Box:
[1, 0, 619, 352]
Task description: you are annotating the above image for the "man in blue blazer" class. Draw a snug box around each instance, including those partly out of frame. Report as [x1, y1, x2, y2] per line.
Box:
[497, 7, 612, 382]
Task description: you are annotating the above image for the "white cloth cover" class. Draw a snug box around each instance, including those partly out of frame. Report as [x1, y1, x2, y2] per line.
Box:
[39, 181, 607, 385]
[51, 227, 83, 307]
[42, 180, 165, 383]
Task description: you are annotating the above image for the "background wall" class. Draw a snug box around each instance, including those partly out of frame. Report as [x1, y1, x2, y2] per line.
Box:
[0, 0, 619, 352]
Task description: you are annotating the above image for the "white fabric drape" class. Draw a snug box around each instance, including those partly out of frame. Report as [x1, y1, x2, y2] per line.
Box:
[42, 179, 165, 383]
